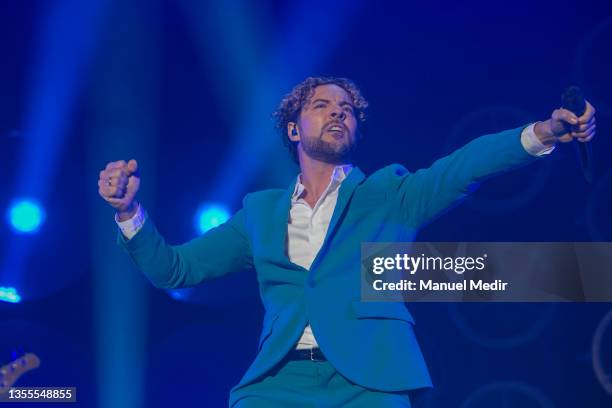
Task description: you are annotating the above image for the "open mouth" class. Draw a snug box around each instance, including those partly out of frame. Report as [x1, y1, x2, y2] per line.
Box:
[326, 124, 346, 138]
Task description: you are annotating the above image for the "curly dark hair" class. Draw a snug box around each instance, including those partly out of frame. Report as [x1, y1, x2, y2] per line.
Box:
[272, 76, 369, 163]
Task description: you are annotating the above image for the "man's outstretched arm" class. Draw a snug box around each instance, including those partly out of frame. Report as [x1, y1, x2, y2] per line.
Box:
[98, 160, 253, 289]
[396, 101, 596, 228]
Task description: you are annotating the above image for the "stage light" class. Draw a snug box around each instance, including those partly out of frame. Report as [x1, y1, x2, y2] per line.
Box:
[0, 287, 21, 303]
[195, 204, 230, 234]
[7, 200, 45, 233]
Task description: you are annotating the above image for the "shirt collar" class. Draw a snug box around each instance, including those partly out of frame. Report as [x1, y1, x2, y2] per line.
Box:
[291, 164, 353, 201]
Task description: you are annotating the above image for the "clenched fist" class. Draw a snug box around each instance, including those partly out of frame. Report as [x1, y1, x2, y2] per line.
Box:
[98, 159, 140, 219]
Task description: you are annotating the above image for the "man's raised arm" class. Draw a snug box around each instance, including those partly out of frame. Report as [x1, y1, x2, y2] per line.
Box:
[98, 159, 253, 289]
[395, 101, 596, 228]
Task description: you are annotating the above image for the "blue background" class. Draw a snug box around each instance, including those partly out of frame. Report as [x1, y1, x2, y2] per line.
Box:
[1, 0, 611, 406]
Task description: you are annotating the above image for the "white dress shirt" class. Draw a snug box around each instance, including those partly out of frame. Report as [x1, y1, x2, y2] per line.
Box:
[117, 123, 552, 350]
[288, 164, 353, 349]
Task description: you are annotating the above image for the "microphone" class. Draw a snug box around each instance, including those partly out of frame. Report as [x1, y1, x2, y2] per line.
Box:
[561, 86, 594, 184]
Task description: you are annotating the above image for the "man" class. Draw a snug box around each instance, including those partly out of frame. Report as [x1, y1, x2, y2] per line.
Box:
[98, 77, 596, 407]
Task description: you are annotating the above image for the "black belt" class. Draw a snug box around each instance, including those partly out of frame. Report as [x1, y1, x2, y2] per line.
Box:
[286, 348, 326, 362]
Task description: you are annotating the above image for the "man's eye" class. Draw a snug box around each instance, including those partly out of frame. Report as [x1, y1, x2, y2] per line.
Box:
[314, 104, 325, 108]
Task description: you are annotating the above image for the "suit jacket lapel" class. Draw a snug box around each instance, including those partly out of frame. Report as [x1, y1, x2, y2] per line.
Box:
[310, 167, 365, 271]
[272, 178, 306, 271]
[272, 167, 365, 273]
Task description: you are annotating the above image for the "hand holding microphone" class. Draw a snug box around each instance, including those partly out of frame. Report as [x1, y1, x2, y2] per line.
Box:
[533, 87, 596, 183]
[535, 96, 596, 144]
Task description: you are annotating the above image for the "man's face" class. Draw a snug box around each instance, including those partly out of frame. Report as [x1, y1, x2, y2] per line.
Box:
[291, 84, 358, 164]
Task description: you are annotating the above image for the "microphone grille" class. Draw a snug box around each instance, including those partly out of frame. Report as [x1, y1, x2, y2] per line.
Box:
[561, 86, 586, 116]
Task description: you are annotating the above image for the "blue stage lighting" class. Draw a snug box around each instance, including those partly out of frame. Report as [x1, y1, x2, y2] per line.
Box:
[0, 287, 21, 303]
[7, 200, 45, 233]
[196, 204, 230, 234]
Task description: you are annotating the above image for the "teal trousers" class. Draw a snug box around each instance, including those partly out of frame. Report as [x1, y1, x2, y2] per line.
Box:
[230, 357, 412, 407]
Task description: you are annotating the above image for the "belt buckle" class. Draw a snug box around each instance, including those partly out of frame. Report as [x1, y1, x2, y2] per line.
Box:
[309, 348, 322, 362]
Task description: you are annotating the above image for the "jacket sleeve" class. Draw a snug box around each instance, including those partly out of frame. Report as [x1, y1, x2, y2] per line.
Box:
[396, 126, 538, 229]
[117, 208, 253, 289]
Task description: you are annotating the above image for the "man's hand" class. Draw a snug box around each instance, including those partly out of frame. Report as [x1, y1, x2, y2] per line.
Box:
[98, 159, 140, 220]
[534, 100, 596, 146]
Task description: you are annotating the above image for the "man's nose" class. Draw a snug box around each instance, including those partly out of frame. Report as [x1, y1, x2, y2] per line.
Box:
[330, 109, 346, 121]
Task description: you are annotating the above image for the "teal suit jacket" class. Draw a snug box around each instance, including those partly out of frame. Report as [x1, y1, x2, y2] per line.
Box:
[118, 126, 536, 401]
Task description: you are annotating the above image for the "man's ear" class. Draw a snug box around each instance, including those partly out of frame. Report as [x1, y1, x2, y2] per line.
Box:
[288, 122, 300, 142]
